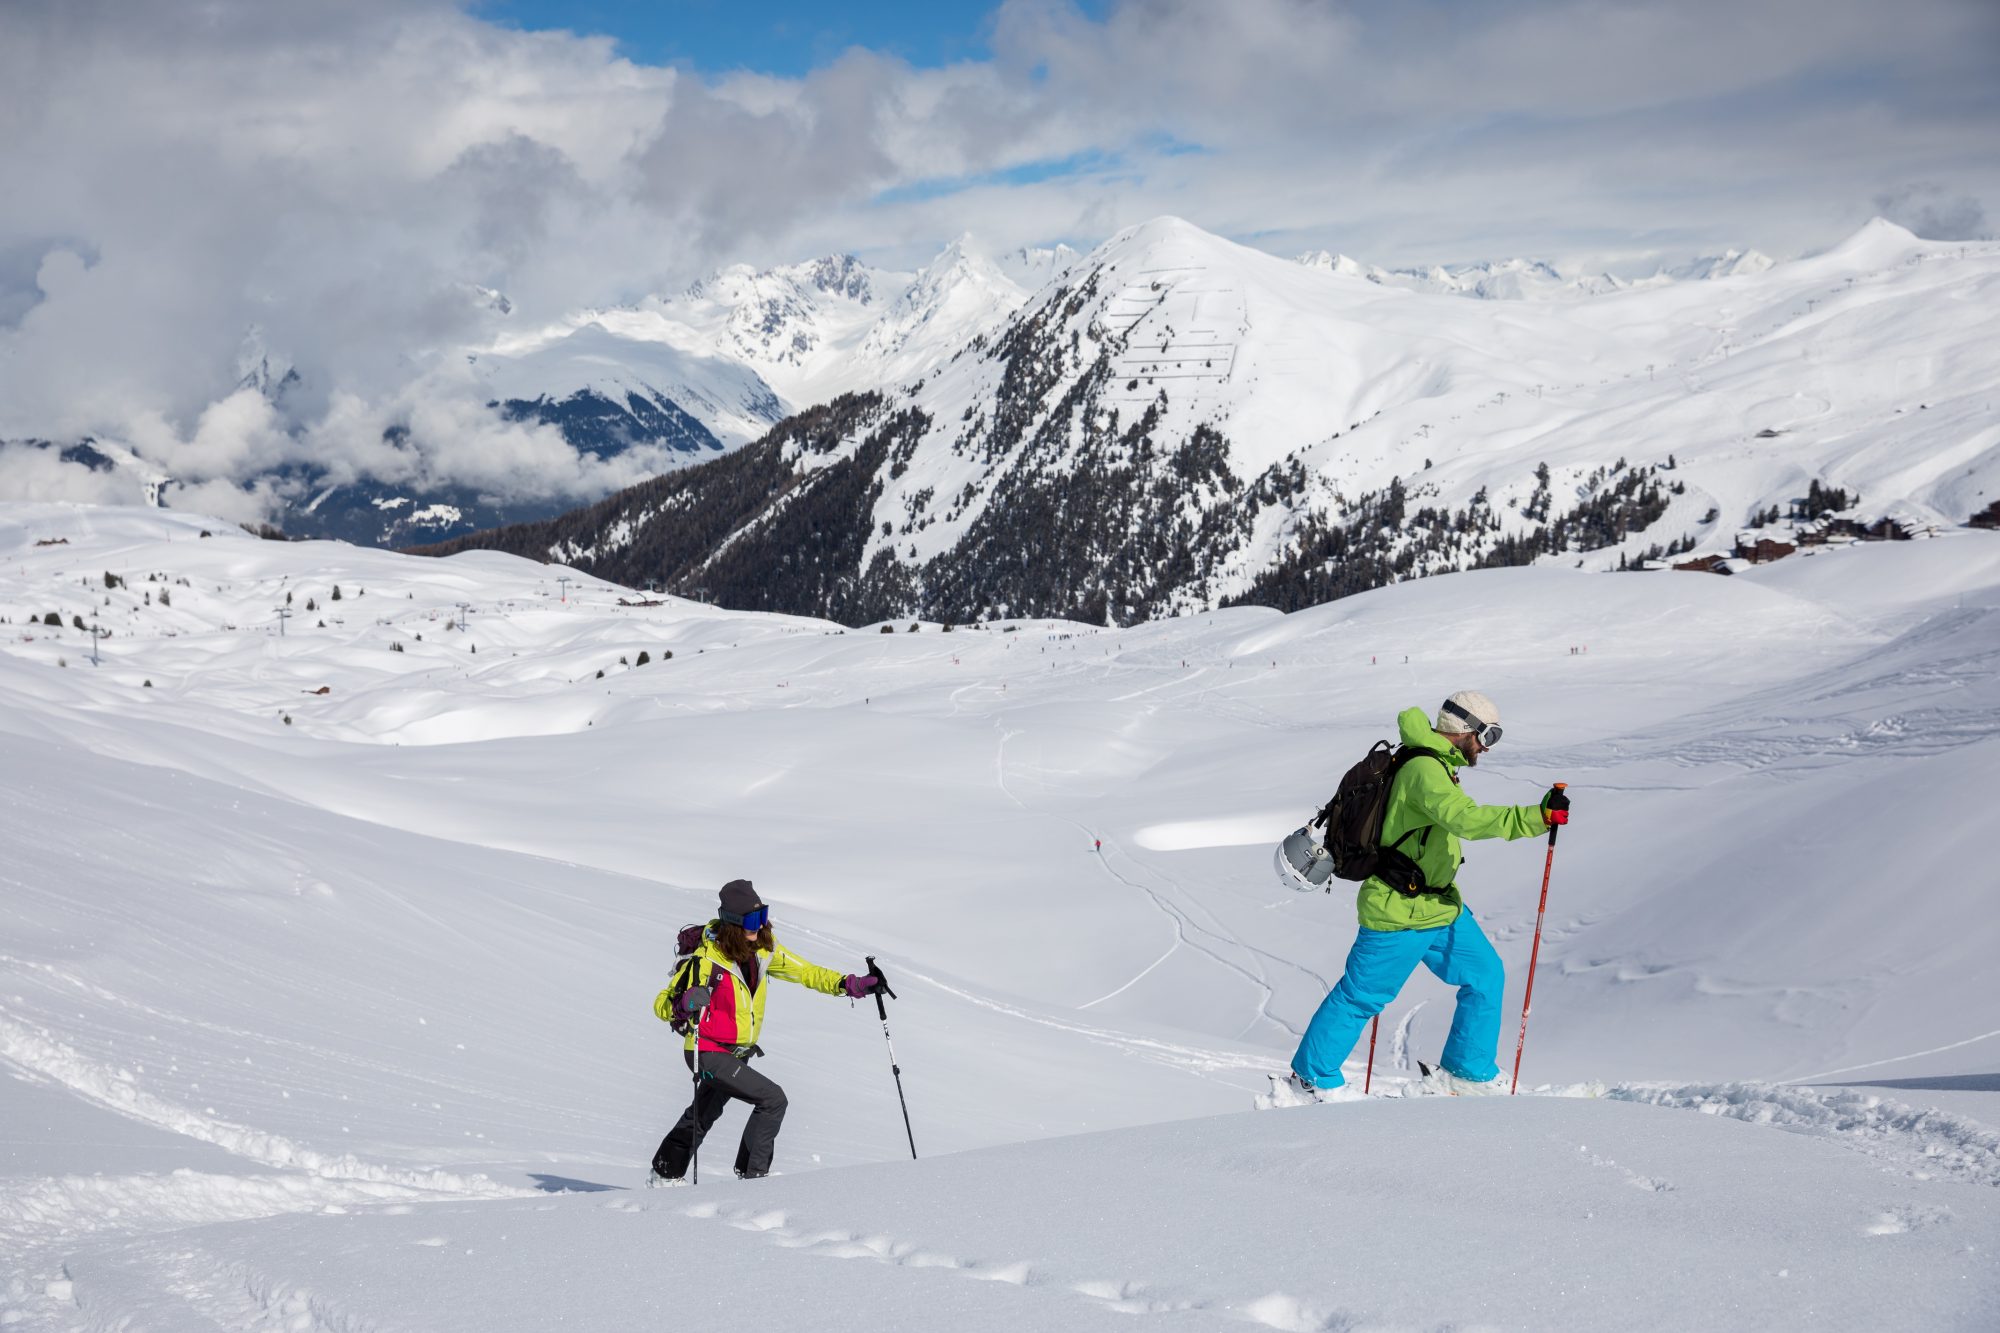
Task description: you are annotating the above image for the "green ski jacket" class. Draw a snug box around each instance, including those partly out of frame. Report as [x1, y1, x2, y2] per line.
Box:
[1357, 706, 1550, 931]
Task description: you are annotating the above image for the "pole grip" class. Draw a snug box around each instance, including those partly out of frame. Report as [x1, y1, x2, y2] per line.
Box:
[866, 955, 896, 1019]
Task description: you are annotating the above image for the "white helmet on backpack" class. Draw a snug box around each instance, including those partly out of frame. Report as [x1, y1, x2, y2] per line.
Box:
[1274, 823, 1336, 893]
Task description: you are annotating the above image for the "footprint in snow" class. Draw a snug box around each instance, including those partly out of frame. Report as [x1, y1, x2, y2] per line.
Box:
[726, 1208, 787, 1232]
[1074, 1278, 1206, 1314]
[1242, 1291, 1358, 1332]
[797, 1232, 916, 1262]
[693, 1202, 1034, 1292]
[771, 1225, 959, 1269]
[1867, 1203, 1952, 1235]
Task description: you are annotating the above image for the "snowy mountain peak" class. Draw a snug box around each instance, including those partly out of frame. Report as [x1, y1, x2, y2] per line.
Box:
[803, 253, 876, 303]
[993, 241, 1081, 292]
[1805, 217, 1926, 269]
[234, 327, 298, 402]
[1295, 250, 1371, 278]
[917, 233, 987, 282]
[1666, 247, 1776, 281]
[856, 240, 1029, 378]
[1103, 214, 1239, 261]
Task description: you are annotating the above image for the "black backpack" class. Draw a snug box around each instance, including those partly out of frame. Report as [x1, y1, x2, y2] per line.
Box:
[1285, 742, 1445, 893]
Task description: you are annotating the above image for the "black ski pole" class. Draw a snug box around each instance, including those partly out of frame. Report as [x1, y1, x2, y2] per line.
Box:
[865, 957, 918, 1160]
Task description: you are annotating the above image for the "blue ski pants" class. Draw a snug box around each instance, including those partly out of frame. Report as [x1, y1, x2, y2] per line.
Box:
[1291, 909, 1505, 1089]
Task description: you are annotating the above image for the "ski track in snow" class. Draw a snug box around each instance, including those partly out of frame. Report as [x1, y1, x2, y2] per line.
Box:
[893, 963, 1276, 1083]
[1601, 1080, 2000, 1189]
[991, 720, 1313, 1040]
[1791, 1026, 2000, 1082]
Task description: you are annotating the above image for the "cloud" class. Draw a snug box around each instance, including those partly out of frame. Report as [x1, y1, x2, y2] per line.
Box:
[0, 445, 146, 507]
[1872, 184, 1991, 240]
[0, 0, 1994, 518]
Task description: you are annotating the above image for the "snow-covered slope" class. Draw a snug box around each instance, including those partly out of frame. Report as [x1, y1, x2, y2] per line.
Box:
[441, 215, 2000, 626]
[1, 502, 1997, 1326]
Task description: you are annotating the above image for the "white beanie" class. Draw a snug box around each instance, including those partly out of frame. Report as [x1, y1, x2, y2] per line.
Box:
[1435, 690, 1499, 735]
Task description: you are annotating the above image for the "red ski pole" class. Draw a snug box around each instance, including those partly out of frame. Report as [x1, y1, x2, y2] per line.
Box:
[1364, 1014, 1380, 1093]
[1510, 783, 1564, 1095]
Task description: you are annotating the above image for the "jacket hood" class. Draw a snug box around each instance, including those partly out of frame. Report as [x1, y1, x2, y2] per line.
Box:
[1398, 706, 1464, 766]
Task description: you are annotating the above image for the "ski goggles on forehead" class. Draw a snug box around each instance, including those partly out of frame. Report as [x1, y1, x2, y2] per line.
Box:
[722, 904, 770, 932]
[1441, 700, 1502, 748]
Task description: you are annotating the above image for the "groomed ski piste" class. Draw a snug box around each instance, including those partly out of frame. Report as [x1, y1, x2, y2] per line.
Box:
[1, 503, 1996, 1329]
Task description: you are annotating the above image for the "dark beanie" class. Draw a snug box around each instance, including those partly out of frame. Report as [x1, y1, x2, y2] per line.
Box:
[718, 878, 763, 921]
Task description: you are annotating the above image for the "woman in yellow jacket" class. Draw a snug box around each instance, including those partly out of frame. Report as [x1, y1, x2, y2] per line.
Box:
[650, 879, 878, 1183]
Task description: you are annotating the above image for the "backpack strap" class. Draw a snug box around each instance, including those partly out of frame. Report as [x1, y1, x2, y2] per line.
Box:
[1377, 749, 1454, 897]
[665, 953, 704, 1035]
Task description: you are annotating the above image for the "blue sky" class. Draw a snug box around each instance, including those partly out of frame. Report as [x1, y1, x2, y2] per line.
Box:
[481, 0, 1086, 74]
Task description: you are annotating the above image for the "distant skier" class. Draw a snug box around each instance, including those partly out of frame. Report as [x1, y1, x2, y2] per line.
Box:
[1285, 692, 1568, 1100]
[650, 880, 879, 1183]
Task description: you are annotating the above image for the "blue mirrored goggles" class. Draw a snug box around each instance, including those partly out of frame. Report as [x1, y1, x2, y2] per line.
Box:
[1440, 700, 1502, 748]
[722, 904, 770, 932]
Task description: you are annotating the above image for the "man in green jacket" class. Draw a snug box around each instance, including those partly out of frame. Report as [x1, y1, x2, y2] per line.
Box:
[1287, 691, 1567, 1099]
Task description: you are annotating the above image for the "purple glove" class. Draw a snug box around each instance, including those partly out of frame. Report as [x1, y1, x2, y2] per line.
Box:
[841, 973, 878, 999]
[678, 984, 712, 1017]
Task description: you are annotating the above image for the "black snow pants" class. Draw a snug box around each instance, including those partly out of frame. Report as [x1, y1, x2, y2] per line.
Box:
[653, 1049, 788, 1180]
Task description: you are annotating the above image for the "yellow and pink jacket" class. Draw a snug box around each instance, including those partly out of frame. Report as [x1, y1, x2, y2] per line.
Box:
[655, 926, 846, 1054]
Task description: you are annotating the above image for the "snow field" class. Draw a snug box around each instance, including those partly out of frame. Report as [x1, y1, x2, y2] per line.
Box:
[1, 502, 1997, 1327]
